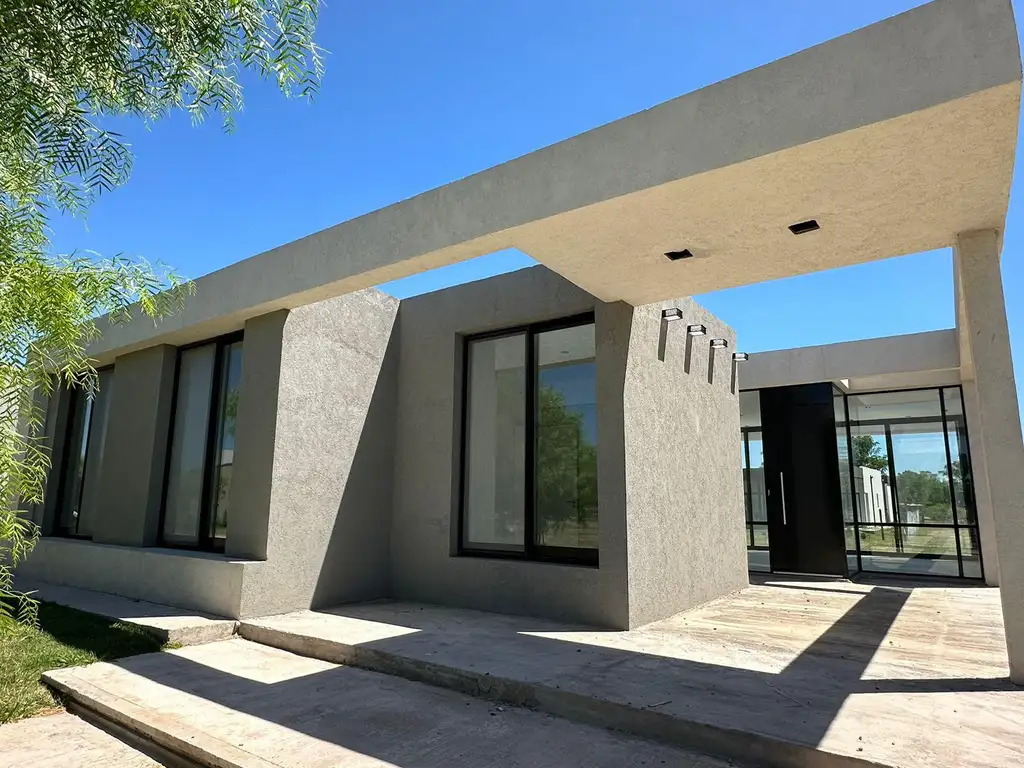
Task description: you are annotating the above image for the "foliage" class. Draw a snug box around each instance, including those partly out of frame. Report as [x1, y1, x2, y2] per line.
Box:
[0, 0, 323, 621]
[852, 434, 889, 473]
[535, 384, 598, 544]
[0, 601, 165, 723]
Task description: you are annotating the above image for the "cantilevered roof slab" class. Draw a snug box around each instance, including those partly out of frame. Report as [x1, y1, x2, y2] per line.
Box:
[93, 0, 1021, 357]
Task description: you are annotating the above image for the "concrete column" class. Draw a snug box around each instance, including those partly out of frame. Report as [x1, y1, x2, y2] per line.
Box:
[92, 345, 177, 546]
[954, 229, 1024, 683]
[225, 310, 287, 561]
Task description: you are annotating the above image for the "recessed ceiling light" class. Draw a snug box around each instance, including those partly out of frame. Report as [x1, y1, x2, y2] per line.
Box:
[789, 219, 820, 235]
[664, 248, 694, 261]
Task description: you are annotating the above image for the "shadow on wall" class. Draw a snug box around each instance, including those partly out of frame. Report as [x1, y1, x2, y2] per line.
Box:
[95, 586, 1015, 767]
[310, 328, 400, 610]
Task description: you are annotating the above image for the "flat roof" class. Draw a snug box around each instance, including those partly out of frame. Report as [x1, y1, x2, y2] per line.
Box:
[92, 0, 1021, 360]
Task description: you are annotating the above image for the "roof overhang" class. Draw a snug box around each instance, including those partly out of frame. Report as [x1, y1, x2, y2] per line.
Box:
[90, 0, 1021, 360]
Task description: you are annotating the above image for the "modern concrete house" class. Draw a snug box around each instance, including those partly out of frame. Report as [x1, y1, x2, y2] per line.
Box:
[17, 0, 1024, 682]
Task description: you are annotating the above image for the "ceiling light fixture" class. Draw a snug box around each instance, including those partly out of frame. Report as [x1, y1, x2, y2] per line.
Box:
[788, 219, 820, 235]
[664, 248, 694, 261]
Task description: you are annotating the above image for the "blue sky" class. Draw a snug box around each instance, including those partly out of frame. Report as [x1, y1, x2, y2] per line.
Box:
[49, 0, 1023, 413]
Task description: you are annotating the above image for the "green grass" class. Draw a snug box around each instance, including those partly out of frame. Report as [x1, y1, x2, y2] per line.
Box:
[0, 602, 167, 724]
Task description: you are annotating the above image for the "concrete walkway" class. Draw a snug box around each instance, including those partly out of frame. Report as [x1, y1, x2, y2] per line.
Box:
[18, 580, 236, 646]
[0, 712, 164, 767]
[43, 638, 733, 768]
[235, 580, 1024, 768]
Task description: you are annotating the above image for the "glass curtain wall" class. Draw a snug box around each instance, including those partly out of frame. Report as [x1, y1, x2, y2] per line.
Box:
[839, 387, 980, 578]
[55, 368, 115, 537]
[739, 391, 769, 572]
[461, 316, 598, 564]
[740, 385, 981, 579]
[162, 335, 243, 550]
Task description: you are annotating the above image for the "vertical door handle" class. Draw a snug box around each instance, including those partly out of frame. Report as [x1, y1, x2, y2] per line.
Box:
[779, 472, 787, 526]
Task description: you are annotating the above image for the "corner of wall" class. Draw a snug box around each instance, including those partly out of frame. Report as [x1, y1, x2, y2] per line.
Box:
[622, 298, 748, 628]
[237, 290, 401, 618]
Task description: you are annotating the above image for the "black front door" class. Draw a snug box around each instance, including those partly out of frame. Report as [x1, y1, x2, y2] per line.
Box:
[760, 383, 847, 576]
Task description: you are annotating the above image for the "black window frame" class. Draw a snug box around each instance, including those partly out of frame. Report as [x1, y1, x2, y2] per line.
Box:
[458, 312, 599, 567]
[51, 366, 114, 539]
[158, 331, 243, 553]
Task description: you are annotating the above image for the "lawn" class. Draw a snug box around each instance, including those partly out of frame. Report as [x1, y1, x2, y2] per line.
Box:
[0, 602, 167, 724]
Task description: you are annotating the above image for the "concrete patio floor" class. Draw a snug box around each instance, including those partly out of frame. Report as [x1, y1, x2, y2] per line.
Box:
[0, 712, 166, 767]
[232, 578, 1023, 768]
[43, 638, 732, 768]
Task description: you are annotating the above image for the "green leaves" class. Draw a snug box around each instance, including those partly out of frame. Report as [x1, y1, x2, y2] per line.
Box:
[0, 0, 322, 620]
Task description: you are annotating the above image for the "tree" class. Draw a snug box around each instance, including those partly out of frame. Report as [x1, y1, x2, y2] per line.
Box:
[1, 0, 323, 621]
[852, 434, 889, 473]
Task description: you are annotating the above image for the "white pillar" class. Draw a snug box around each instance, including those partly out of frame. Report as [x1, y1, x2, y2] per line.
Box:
[955, 229, 1024, 683]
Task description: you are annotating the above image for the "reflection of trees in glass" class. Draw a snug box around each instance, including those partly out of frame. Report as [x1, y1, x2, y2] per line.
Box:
[896, 469, 951, 522]
[852, 435, 888, 473]
[536, 384, 597, 543]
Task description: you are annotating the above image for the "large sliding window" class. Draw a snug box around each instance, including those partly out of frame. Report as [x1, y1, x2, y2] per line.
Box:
[161, 334, 243, 550]
[460, 315, 598, 565]
[54, 368, 115, 538]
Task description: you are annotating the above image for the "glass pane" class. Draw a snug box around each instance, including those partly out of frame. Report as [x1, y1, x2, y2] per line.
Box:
[942, 388, 977, 525]
[163, 344, 216, 546]
[747, 433, 767, 523]
[834, 392, 856, 524]
[463, 334, 526, 550]
[857, 525, 960, 577]
[845, 525, 860, 574]
[739, 390, 761, 428]
[751, 524, 769, 549]
[534, 323, 598, 550]
[889, 421, 953, 525]
[207, 342, 243, 543]
[57, 388, 93, 534]
[960, 527, 983, 579]
[76, 369, 115, 538]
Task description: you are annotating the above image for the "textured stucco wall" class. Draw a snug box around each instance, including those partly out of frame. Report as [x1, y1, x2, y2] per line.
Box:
[236, 289, 400, 618]
[954, 230, 1024, 682]
[390, 266, 631, 628]
[17, 537, 251, 617]
[91, 345, 177, 546]
[618, 299, 748, 627]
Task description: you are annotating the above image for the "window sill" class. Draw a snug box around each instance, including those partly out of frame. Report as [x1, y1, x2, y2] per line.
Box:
[456, 549, 599, 569]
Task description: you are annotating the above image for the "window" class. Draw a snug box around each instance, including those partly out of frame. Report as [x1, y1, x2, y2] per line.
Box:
[739, 391, 769, 572]
[54, 368, 114, 538]
[161, 334, 243, 550]
[460, 315, 597, 565]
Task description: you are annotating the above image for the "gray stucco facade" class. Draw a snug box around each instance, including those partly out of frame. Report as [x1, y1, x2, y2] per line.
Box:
[20, 267, 748, 628]
[15, 0, 1024, 679]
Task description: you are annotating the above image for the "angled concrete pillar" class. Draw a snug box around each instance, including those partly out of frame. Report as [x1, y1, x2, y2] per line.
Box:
[954, 229, 1024, 683]
[92, 345, 177, 546]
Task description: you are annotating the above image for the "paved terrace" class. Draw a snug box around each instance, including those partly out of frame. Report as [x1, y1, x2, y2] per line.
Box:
[44, 578, 1023, 768]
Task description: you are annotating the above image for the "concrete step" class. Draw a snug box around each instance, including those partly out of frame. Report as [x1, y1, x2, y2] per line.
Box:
[42, 638, 732, 768]
[18, 579, 236, 646]
[234, 595, 1023, 768]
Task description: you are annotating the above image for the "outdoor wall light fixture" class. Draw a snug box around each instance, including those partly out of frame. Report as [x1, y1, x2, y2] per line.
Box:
[733, 352, 748, 362]
[686, 324, 707, 336]
[661, 308, 684, 321]
[710, 338, 729, 349]
[788, 219, 820, 235]
[664, 248, 694, 261]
